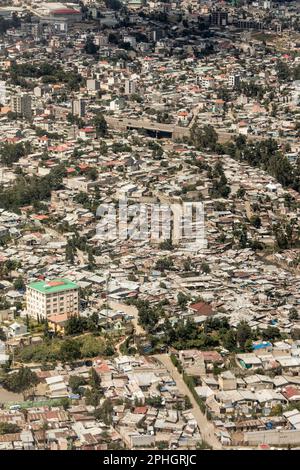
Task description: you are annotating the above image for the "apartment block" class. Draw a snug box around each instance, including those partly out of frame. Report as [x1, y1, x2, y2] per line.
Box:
[26, 279, 79, 320]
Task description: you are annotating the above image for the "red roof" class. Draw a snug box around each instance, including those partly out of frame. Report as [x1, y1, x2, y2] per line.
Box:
[47, 281, 65, 287]
[133, 406, 148, 414]
[52, 9, 81, 15]
[80, 127, 95, 133]
[48, 313, 69, 324]
[95, 363, 111, 373]
[282, 386, 300, 400]
[190, 302, 213, 316]
[32, 214, 49, 221]
[78, 163, 90, 170]
[202, 351, 222, 362]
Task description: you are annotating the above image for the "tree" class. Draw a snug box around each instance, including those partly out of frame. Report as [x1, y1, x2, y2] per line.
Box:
[159, 239, 173, 251]
[105, 0, 122, 10]
[223, 330, 237, 352]
[84, 37, 99, 55]
[94, 114, 108, 138]
[87, 312, 100, 332]
[154, 257, 174, 272]
[85, 388, 101, 407]
[289, 308, 299, 322]
[236, 187, 246, 198]
[13, 276, 25, 291]
[183, 258, 192, 271]
[89, 368, 101, 389]
[184, 395, 192, 410]
[0, 327, 6, 341]
[65, 241, 75, 264]
[64, 316, 87, 336]
[190, 124, 218, 151]
[87, 249, 96, 270]
[0, 422, 21, 435]
[177, 292, 189, 309]
[262, 326, 281, 341]
[250, 215, 261, 229]
[60, 397, 71, 410]
[2, 366, 39, 396]
[0, 142, 29, 166]
[234, 224, 248, 249]
[69, 375, 86, 394]
[60, 339, 81, 362]
[236, 321, 252, 351]
[271, 404, 283, 416]
[200, 262, 210, 274]
[86, 168, 98, 181]
[94, 398, 114, 424]
[43, 319, 51, 339]
[80, 335, 106, 358]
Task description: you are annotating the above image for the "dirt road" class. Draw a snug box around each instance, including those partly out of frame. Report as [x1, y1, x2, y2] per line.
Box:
[154, 353, 222, 450]
[108, 300, 145, 336]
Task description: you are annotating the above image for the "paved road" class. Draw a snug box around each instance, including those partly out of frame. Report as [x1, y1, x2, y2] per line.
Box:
[154, 353, 222, 450]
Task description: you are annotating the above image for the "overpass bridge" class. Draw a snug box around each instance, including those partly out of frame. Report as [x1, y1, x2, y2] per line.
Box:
[105, 115, 287, 145]
[105, 116, 190, 140]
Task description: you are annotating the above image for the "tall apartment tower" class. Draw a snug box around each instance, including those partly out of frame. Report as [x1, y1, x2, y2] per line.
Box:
[210, 10, 228, 27]
[0, 81, 6, 105]
[228, 74, 240, 89]
[72, 98, 86, 117]
[86, 79, 100, 91]
[11, 93, 32, 118]
[125, 79, 136, 95]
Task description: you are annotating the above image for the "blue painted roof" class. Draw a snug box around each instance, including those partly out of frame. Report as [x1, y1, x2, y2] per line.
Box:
[253, 342, 272, 350]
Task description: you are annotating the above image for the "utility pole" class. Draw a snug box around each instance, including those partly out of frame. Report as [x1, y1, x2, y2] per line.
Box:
[12, 346, 14, 368]
[106, 271, 111, 321]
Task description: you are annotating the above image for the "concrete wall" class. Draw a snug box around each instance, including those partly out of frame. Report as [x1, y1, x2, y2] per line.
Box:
[130, 434, 155, 448]
[244, 429, 300, 446]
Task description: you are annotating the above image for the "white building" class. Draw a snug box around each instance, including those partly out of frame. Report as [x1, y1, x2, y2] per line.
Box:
[0, 81, 6, 105]
[26, 278, 79, 320]
[125, 79, 136, 95]
[228, 74, 240, 89]
[86, 79, 100, 91]
[72, 98, 86, 117]
[11, 93, 32, 119]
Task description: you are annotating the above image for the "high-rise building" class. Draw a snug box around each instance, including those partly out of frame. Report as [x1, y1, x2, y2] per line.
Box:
[86, 79, 100, 91]
[228, 74, 240, 89]
[125, 79, 136, 95]
[0, 81, 6, 105]
[26, 279, 79, 320]
[72, 98, 86, 117]
[10, 93, 32, 118]
[210, 10, 228, 27]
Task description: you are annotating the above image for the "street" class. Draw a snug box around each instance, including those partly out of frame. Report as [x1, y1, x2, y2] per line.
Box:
[153, 353, 222, 450]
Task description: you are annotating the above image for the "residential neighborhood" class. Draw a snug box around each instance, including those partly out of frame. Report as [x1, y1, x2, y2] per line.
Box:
[0, 0, 300, 452]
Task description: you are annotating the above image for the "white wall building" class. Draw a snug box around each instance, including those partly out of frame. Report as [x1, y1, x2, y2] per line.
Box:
[26, 278, 79, 320]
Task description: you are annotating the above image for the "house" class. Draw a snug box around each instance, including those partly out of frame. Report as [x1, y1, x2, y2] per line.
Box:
[48, 313, 69, 334]
[218, 371, 237, 391]
[78, 127, 96, 140]
[236, 353, 262, 370]
[7, 322, 27, 338]
[188, 302, 214, 318]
